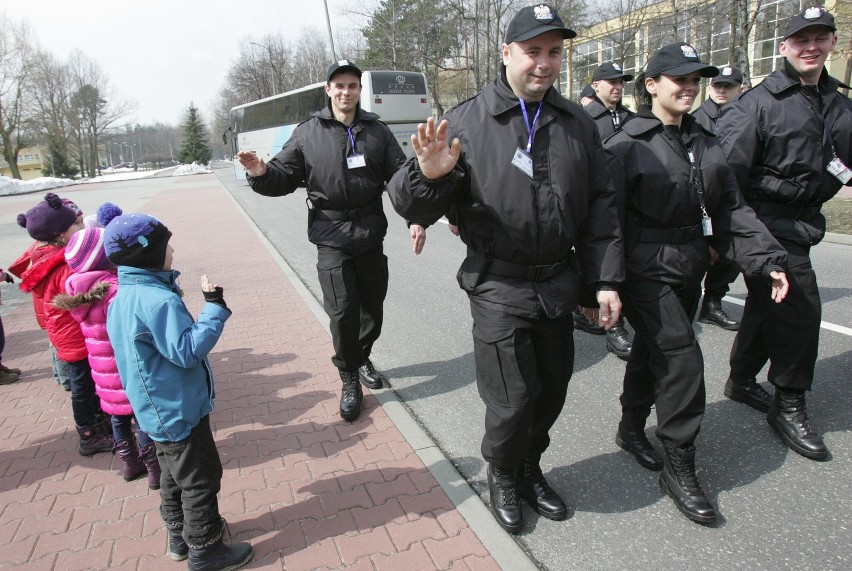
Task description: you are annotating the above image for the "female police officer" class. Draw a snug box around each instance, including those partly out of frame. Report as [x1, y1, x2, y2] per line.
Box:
[603, 43, 789, 524]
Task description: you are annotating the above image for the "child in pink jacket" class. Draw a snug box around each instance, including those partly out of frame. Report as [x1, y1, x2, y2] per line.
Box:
[53, 227, 161, 488]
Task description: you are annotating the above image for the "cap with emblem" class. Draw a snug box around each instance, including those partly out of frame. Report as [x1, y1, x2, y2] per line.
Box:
[710, 66, 743, 86]
[783, 6, 836, 39]
[644, 42, 719, 79]
[327, 59, 362, 82]
[505, 4, 576, 44]
[592, 62, 634, 82]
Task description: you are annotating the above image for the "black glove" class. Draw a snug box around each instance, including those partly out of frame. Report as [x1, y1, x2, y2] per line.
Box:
[3, 272, 13, 284]
[202, 286, 228, 309]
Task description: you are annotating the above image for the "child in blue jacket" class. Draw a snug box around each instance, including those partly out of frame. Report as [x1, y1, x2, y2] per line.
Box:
[99, 204, 252, 571]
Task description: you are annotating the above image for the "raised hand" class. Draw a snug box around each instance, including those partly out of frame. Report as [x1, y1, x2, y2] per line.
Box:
[237, 151, 268, 177]
[412, 117, 461, 181]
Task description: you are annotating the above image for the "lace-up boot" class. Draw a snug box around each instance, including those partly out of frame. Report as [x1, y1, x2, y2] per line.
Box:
[113, 439, 146, 481]
[516, 457, 568, 520]
[605, 318, 632, 359]
[358, 358, 385, 389]
[339, 369, 363, 421]
[767, 388, 829, 461]
[724, 377, 772, 413]
[488, 463, 522, 533]
[659, 442, 717, 524]
[616, 412, 662, 471]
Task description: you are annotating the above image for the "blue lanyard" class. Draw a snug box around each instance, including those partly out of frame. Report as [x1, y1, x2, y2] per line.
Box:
[347, 126, 357, 156]
[519, 100, 542, 153]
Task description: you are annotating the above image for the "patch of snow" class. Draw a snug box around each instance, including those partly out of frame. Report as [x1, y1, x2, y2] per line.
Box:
[171, 162, 212, 176]
[0, 174, 78, 197]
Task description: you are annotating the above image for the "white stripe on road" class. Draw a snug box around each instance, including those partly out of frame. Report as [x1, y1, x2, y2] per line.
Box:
[723, 295, 852, 337]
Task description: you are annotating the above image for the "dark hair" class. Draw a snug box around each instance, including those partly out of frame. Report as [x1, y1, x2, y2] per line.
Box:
[633, 71, 652, 107]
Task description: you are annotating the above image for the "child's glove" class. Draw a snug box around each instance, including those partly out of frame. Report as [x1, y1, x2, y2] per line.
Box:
[2, 271, 13, 284]
[201, 274, 228, 309]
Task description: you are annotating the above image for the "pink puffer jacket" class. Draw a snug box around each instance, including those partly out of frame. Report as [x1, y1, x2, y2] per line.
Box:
[53, 269, 133, 416]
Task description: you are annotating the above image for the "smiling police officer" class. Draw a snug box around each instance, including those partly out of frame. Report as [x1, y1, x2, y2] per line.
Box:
[716, 7, 852, 461]
[239, 60, 426, 422]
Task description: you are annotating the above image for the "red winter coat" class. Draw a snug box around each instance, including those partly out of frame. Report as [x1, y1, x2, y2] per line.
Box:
[18, 244, 87, 362]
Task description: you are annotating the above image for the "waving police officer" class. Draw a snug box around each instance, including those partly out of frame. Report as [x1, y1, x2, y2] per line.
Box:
[387, 4, 623, 534]
[239, 60, 426, 422]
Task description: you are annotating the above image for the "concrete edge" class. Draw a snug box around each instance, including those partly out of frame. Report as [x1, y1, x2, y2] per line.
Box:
[823, 231, 852, 246]
[222, 187, 540, 571]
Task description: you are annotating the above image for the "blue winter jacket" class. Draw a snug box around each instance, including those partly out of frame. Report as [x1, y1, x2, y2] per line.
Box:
[107, 267, 231, 442]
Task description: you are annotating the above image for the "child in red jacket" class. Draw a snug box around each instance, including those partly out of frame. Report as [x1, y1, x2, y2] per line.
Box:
[17, 193, 113, 456]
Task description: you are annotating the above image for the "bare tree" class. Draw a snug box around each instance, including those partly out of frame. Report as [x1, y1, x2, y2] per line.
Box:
[0, 15, 36, 179]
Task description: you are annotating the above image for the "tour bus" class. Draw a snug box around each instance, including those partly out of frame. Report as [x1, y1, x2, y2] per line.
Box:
[224, 70, 432, 180]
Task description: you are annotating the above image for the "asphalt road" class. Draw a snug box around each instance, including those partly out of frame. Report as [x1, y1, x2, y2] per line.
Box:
[216, 162, 851, 571]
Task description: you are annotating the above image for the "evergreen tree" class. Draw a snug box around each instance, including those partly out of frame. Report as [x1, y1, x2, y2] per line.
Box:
[41, 136, 78, 178]
[178, 103, 212, 165]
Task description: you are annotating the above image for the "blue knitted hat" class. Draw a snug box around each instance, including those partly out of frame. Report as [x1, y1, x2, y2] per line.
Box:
[98, 203, 172, 270]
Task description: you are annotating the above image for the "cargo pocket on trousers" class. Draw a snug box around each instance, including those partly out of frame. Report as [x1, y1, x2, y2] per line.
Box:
[472, 325, 530, 408]
[316, 261, 348, 311]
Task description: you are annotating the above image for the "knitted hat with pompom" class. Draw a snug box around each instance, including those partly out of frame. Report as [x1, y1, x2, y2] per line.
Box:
[65, 227, 115, 273]
[17, 192, 79, 242]
[98, 202, 172, 270]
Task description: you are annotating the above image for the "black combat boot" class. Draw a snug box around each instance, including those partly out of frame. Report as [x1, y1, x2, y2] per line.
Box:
[166, 521, 188, 562]
[698, 297, 740, 330]
[724, 377, 773, 413]
[615, 412, 663, 471]
[605, 318, 632, 360]
[516, 456, 568, 520]
[487, 464, 523, 533]
[766, 388, 829, 461]
[659, 442, 717, 524]
[358, 358, 385, 389]
[339, 369, 363, 421]
[572, 308, 605, 335]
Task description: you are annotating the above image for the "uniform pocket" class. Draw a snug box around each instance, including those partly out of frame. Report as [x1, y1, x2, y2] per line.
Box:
[472, 324, 532, 408]
[316, 260, 351, 311]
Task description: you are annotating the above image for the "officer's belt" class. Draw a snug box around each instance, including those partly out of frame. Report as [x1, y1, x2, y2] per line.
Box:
[486, 256, 575, 282]
[317, 200, 380, 221]
[752, 201, 819, 220]
[635, 224, 703, 244]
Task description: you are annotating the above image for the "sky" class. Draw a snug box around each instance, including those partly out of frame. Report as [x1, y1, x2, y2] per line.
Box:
[1, 0, 353, 127]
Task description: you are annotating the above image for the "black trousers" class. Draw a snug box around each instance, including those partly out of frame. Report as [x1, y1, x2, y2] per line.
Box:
[316, 245, 389, 372]
[156, 416, 224, 548]
[729, 245, 820, 391]
[470, 302, 574, 467]
[702, 257, 741, 300]
[620, 280, 706, 446]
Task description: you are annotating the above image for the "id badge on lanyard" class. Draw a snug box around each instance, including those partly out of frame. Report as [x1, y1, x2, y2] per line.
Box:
[346, 126, 365, 169]
[512, 100, 542, 179]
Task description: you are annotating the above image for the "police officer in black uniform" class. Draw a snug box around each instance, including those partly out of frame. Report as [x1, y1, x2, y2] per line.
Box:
[579, 84, 595, 107]
[717, 7, 851, 461]
[573, 61, 637, 359]
[605, 43, 788, 524]
[238, 60, 426, 422]
[387, 4, 624, 534]
[693, 66, 746, 332]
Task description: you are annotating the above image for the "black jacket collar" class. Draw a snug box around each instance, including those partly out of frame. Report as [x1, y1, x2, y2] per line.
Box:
[762, 62, 850, 96]
[312, 105, 380, 124]
[622, 105, 712, 138]
[482, 75, 576, 118]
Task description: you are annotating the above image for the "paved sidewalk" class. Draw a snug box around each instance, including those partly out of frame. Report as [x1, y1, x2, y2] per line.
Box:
[0, 176, 505, 570]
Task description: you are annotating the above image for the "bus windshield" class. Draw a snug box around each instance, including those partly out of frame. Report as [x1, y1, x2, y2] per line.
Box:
[226, 70, 432, 180]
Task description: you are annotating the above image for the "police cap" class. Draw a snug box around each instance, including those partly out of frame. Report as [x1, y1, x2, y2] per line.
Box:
[783, 6, 836, 39]
[505, 4, 576, 44]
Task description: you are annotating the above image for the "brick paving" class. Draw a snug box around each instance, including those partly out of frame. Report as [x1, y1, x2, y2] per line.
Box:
[0, 176, 501, 570]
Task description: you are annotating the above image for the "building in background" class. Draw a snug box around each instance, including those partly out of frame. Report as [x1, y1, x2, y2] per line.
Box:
[562, 0, 849, 108]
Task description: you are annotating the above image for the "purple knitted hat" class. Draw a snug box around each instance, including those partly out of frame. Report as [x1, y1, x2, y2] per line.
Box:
[65, 227, 115, 273]
[17, 192, 79, 242]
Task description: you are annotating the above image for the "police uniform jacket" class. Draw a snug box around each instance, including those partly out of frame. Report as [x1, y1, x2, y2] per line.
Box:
[247, 106, 406, 255]
[716, 64, 852, 247]
[584, 98, 634, 139]
[387, 77, 624, 319]
[604, 108, 786, 286]
[692, 98, 721, 133]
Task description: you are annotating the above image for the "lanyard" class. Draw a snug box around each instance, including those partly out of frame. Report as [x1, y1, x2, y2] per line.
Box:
[347, 126, 357, 156]
[519, 100, 542, 153]
[611, 109, 621, 131]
